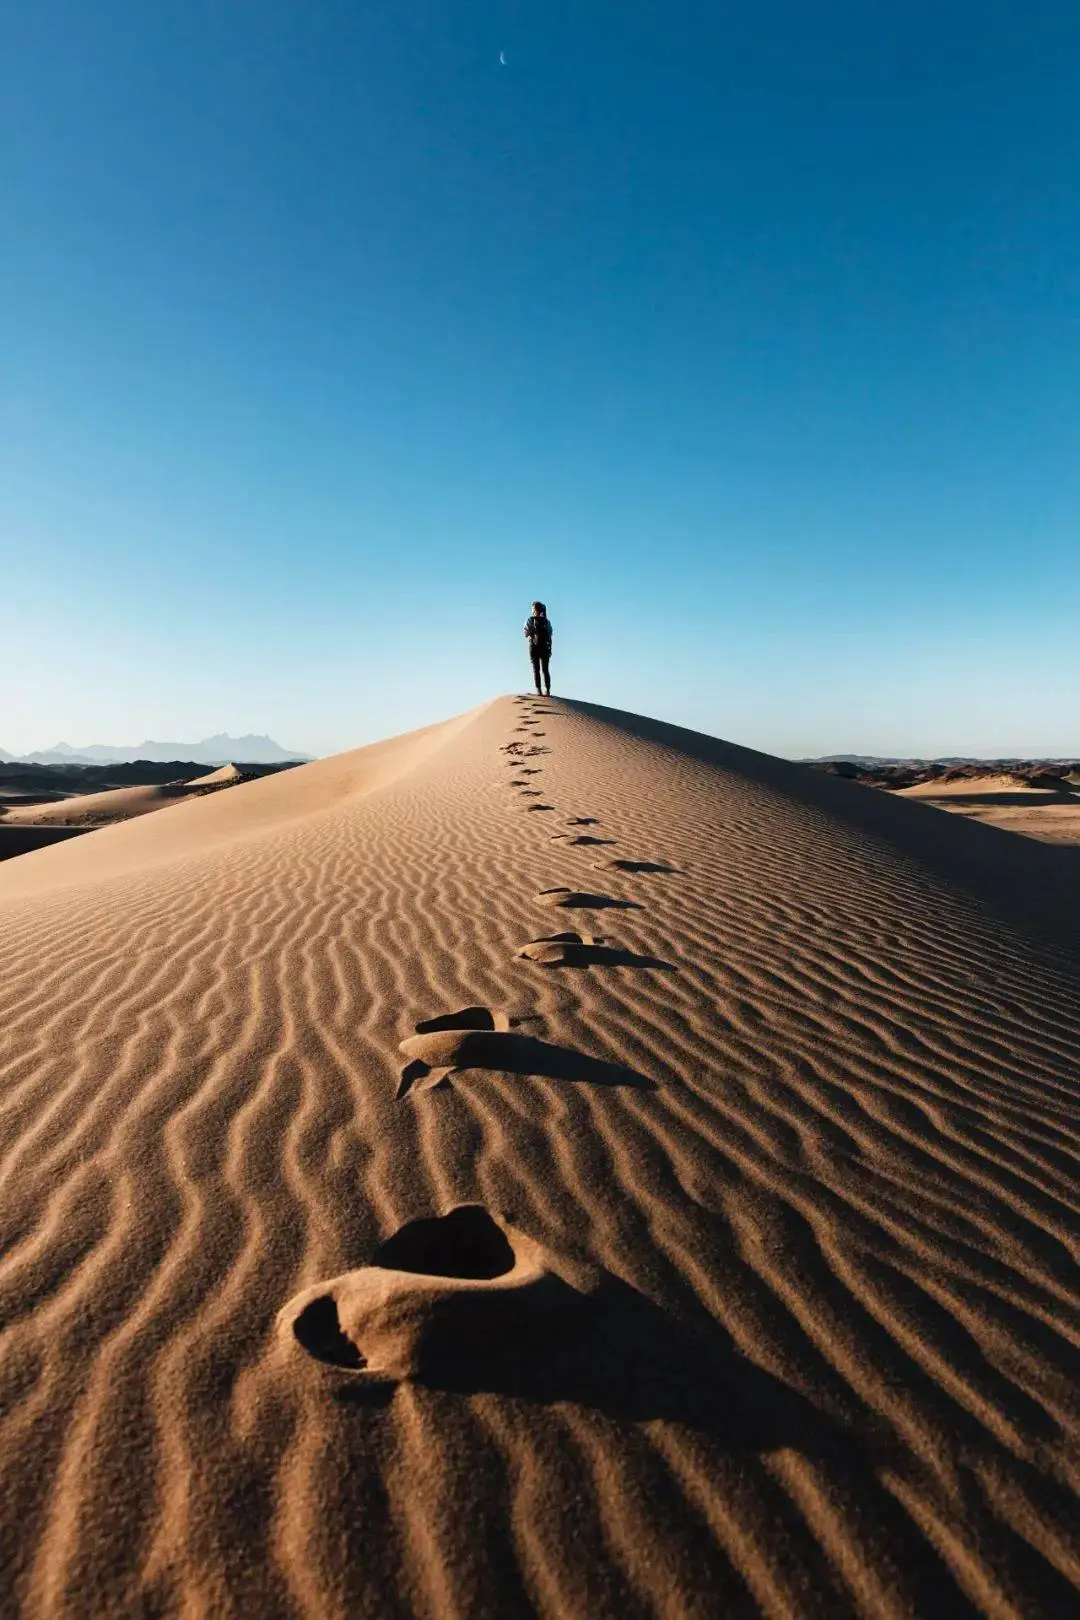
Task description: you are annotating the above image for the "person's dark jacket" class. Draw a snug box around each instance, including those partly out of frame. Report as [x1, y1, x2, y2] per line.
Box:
[524, 614, 552, 651]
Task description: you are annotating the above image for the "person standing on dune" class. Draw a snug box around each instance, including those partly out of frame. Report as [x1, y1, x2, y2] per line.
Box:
[524, 601, 553, 696]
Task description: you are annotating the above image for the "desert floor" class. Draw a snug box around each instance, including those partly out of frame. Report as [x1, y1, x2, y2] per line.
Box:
[1, 696, 1078, 1617]
[898, 776, 1080, 846]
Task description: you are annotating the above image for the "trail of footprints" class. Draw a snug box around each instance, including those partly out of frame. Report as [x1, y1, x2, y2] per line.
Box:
[281, 693, 679, 1379]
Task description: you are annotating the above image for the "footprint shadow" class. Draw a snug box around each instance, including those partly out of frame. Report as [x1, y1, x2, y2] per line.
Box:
[536, 888, 642, 911]
[469, 1283, 856, 1450]
[415, 1007, 510, 1035]
[299, 1224, 871, 1466]
[398, 1027, 655, 1096]
[518, 935, 678, 970]
[592, 859, 679, 875]
[286, 1206, 603, 1385]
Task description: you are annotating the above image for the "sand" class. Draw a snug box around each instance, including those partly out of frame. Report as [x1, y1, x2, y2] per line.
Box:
[0, 763, 248, 829]
[898, 774, 1080, 846]
[1, 695, 1078, 1617]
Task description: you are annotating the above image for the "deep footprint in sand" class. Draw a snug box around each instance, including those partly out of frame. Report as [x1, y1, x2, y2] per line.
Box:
[535, 887, 641, 911]
[525, 803, 556, 812]
[279, 1205, 604, 1381]
[516, 928, 600, 961]
[398, 1007, 509, 1095]
[415, 1006, 510, 1034]
[550, 834, 615, 846]
[517, 933, 678, 970]
[397, 1016, 653, 1095]
[591, 859, 678, 874]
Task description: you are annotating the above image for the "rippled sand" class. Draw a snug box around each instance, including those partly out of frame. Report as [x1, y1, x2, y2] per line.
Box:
[1, 696, 1078, 1617]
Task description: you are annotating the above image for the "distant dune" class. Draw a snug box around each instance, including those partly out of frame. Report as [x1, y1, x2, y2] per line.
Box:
[1, 696, 1078, 1616]
[0, 758, 296, 848]
[812, 759, 1080, 845]
[897, 772, 1080, 845]
[0, 762, 287, 836]
[3, 779, 208, 828]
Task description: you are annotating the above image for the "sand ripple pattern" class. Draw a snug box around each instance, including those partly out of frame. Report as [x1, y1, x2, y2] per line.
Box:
[1, 696, 1079, 1616]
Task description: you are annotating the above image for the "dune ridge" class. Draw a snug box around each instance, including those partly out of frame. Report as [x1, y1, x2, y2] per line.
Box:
[1, 695, 1078, 1617]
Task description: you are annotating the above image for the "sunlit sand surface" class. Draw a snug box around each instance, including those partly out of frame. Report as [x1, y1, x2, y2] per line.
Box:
[1, 696, 1078, 1616]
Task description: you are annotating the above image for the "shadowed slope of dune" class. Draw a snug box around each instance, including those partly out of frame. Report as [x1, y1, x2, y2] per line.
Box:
[1, 696, 1078, 1618]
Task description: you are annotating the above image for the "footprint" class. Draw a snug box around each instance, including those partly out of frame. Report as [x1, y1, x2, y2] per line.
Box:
[508, 779, 528, 787]
[519, 789, 542, 797]
[535, 888, 641, 911]
[565, 817, 598, 827]
[525, 803, 555, 812]
[549, 833, 613, 846]
[517, 935, 677, 970]
[398, 1007, 510, 1094]
[591, 859, 678, 875]
[279, 1205, 603, 1381]
[415, 1007, 510, 1035]
[516, 932, 600, 965]
[398, 1028, 654, 1095]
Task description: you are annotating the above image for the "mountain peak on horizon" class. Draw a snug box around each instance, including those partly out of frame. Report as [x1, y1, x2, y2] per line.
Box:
[6, 733, 312, 767]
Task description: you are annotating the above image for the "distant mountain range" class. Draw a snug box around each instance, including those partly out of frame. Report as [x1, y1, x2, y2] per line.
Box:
[804, 755, 1078, 766]
[0, 734, 312, 766]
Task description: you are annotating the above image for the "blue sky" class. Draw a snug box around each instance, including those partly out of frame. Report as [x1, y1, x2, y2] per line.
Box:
[3, 1, 1078, 758]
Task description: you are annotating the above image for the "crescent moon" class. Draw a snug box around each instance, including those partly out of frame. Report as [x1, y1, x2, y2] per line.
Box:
[499, 51, 507, 65]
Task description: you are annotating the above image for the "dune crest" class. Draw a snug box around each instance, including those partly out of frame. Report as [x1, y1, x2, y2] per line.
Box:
[1, 694, 1079, 1616]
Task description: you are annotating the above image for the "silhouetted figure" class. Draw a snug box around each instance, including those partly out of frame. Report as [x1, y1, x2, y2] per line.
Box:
[524, 601, 552, 696]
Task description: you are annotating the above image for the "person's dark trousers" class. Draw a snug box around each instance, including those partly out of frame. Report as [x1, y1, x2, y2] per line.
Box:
[529, 645, 551, 695]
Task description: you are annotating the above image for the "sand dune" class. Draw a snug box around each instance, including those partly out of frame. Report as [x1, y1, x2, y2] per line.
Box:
[899, 774, 1080, 846]
[1, 695, 1079, 1617]
[3, 763, 258, 830]
[0, 780, 200, 827]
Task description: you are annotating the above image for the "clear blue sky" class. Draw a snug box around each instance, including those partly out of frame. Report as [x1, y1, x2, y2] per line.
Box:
[3, 1, 1078, 758]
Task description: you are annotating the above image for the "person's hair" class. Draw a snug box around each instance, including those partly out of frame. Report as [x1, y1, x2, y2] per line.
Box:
[532, 600, 546, 614]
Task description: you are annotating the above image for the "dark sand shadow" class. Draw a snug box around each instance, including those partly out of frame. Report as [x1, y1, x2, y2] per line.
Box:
[536, 888, 642, 910]
[519, 940, 679, 970]
[594, 859, 678, 874]
[399, 1030, 655, 1096]
[338, 1275, 854, 1460]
